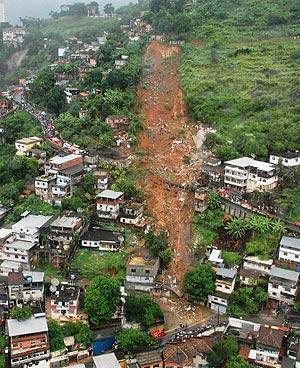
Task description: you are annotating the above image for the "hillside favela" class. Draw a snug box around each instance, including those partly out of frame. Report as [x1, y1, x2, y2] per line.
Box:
[0, 0, 299, 367]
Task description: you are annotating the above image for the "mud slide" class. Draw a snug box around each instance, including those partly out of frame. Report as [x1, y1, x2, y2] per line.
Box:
[7, 48, 29, 72]
[137, 41, 198, 289]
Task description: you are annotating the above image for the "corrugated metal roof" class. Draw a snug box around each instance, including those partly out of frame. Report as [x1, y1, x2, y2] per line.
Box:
[269, 267, 299, 282]
[8, 315, 48, 337]
[280, 236, 300, 250]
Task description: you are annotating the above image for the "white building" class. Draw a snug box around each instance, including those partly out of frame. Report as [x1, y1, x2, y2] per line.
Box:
[243, 256, 273, 274]
[96, 190, 124, 220]
[120, 202, 144, 225]
[278, 236, 300, 263]
[208, 268, 237, 315]
[93, 353, 121, 368]
[81, 229, 123, 252]
[268, 267, 299, 305]
[208, 249, 224, 268]
[50, 284, 80, 320]
[12, 213, 52, 243]
[269, 151, 300, 167]
[224, 157, 278, 192]
[7, 271, 44, 306]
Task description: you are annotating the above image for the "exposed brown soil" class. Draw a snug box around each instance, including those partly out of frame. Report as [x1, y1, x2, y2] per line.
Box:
[136, 41, 200, 288]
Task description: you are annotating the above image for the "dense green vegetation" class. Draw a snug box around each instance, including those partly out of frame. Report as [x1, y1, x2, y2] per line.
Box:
[116, 328, 156, 352]
[207, 336, 239, 368]
[0, 112, 42, 206]
[48, 320, 92, 352]
[84, 275, 121, 326]
[125, 295, 164, 327]
[227, 284, 268, 317]
[10, 306, 32, 320]
[184, 264, 216, 302]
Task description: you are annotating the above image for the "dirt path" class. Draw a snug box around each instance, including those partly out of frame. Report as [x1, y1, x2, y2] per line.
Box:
[136, 41, 201, 289]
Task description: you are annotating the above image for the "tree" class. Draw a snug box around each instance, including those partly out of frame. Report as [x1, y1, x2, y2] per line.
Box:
[104, 3, 115, 15]
[125, 295, 164, 327]
[226, 356, 251, 368]
[10, 306, 32, 320]
[207, 336, 239, 368]
[82, 172, 97, 195]
[227, 286, 268, 317]
[144, 230, 172, 267]
[0, 336, 6, 352]
[208, 190, 221, 209]
[0, 355, 5, 368]
[84, 276, 121, 326]
[184, 264, 216, 302]
[48, 320, 65, 352]
[247, 215, 272, 234]
[116, 328, 155, 352]
[225, 218, 248, 239]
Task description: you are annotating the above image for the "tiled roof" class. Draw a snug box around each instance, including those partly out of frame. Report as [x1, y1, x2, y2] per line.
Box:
[257, 326, 287, 350]
[163, 337, 215, 365]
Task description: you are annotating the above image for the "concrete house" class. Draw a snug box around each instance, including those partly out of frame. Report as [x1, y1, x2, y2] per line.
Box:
[201, 157, 224, 183]
[50, 284, 80, 321]
[7, 271, 44, 306]
[46, 154, 83, 174]
[269, 151, 300, 167]
[15, 137, 42, 156]
[208, 268, 237, 315]
[278, 236, 300, 263]
[125, 250, 160, 293]
[248, 325, 288, 367]
[268, 267, 299, 306]
[96, 190, 124, 220]
[136, 350, 164, 368]
[7, 314, 50, 367]
[81, 228, 124, 252]
[93, 170, 109, 191]
[224, 157, 278, 192]
[194, 190, 208, 213]
[105, 115, 130, 130]
[243, 256, 273, 275]
[120, 202, 144, 225]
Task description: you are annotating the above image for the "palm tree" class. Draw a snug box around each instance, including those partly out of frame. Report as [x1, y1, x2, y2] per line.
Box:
[207, 190, 221, 210]
[225, 218, 248, 239]
[248, 215, 271, 233]
[271, 219, 286, 234]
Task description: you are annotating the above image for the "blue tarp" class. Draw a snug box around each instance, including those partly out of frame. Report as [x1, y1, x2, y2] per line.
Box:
[92, 336, 116, 356]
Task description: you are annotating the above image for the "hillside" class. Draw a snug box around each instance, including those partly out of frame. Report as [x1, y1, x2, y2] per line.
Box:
[149, 0, 300, 160]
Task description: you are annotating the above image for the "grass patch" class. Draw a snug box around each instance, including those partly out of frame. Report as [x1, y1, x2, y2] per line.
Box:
[71, 248, 128, 281]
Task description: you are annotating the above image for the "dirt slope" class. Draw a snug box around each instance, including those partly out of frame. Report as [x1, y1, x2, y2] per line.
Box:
[136, 41, 199, 288]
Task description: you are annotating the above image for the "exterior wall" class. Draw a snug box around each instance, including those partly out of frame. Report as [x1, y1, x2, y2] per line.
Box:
[15, 140, 41, 156]
[270, 155, 300, 167]
[97, 203, 121, 219]
[10, 333, 50, 367]
[243, 259, 272, 273]
[279, 246, 300, 263]
[81, 239, 120, 251]
[268, 282, 297, 305]
[120, 213, 142, 225]
[215, 278, 236, 294]
[9, 284, 44, 304]
[50, 299, 79, 319]
[208, 295, 228, 314]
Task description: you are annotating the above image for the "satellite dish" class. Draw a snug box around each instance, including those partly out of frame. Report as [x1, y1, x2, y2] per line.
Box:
[49, 285, 57, 293]
[51, 278, 59, 287]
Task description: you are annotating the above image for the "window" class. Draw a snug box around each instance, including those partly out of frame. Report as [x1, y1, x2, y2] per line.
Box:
[284, 252, 288, 256]
[131, 268, 136, 273]
[145, 269, 150, 274]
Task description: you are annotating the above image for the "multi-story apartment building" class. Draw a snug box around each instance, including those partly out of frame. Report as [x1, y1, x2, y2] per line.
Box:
[39, 211, 84, 267]
[7, 313, 50, 367]
[12, 213, 52, 243]
[278, 236, 300, 263]
[125, 250, 160, 293]
[7, 271, 44, 307]
[268, 267, 299, 305]
[50, 284, 80, 320]
[208, 268, 237, 315]
[96, 190, 124, 220]
[224, 157, 278, 192]
[46, 154, 83, 174]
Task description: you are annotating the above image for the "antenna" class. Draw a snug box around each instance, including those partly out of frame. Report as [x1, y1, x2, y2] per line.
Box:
[51, 278, 60, 287]
[49, 285, 57, 293]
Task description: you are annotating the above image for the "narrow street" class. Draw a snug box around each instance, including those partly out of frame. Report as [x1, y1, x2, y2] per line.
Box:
[136, 41, 201, 289]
